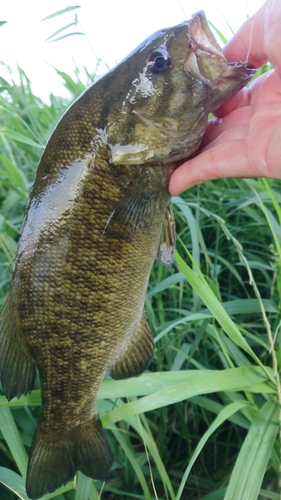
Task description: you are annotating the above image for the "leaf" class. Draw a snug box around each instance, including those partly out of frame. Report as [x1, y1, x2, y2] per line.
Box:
[0, 232, 18, 262]
[173, 198, 201, 267]
[0, 176, 27, 199]
[44, 22, 77, 42]
[0, 21, 7, 28]
[0, 468, 28, 500]
[40, 6, 81, 22]
[255, 185, 281, 260]
[259, 491, 281, 500]
[0, 367, 275, 410]
[51, 67, 86, 96]
[125, 414, 176, 500]
[0, 129, 43, 148]
[110, 426, 151, 500]
[48, 32, 84, 44]
[174, 249, 273, 377]
[146, 272, 184, 298]
[224, 398, 279, 500]
[102, 367, 273, 426]
[0, 408, 28, 478]
[0, 154, 28, 191]
[0, 466, 74, 500]
[209, 20, 230, 44]
[263, 178, 281, 227]
[176, 401, 249, 499]
[75, 472, 91, 500]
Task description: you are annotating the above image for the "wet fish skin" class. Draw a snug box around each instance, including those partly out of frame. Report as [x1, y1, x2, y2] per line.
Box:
[0, 12, 255, 499]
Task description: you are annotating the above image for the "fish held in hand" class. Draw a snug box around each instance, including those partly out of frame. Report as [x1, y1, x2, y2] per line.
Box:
[0, 11, 255, 499]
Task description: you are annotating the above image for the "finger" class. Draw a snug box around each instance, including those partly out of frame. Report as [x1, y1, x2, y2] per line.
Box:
[201, 108, 252, 148]
[213, 87, 251, 119]
[215, 70, 279, 120]
[223, 3, 268, 68]
[224, 0, 281, 76]
[169, 140, 250, 195]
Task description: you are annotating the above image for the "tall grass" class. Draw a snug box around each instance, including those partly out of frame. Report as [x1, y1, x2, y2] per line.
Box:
[0, 25, 280, 500]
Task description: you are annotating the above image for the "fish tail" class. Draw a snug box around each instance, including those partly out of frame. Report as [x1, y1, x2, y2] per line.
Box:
[26, 417, 112, 499]
[75, 418, 113, 481]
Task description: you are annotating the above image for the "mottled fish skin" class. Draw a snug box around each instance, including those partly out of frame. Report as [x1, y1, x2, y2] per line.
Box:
[0, 11, 255, 499]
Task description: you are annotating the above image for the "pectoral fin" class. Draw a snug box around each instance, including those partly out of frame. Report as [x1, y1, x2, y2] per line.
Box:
[104, 168, 161, 242]
[157, 203, 175, 267]
[110, 312, 154, 379]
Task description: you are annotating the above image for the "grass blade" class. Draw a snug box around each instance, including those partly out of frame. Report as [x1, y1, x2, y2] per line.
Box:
[0, 129, 43, 148]
[175, 249, 272, 376]
[75, 471, 91, 500]
[40, 6, 81, 22]
[0, 468, 28, 500]
[44, 22, 77, 42]
[111, 425, 152, 500]
[0, 407, 28, 478]
[48, 32, 84, 44]
[176, 401, 249, 499]
[102, 367, 273, 426]
[224, 398, 279, 500]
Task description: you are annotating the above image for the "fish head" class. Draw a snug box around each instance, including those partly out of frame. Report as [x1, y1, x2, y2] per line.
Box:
[105, 11, 255, 166]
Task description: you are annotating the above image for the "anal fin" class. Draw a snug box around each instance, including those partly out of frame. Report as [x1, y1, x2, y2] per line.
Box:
[0, 291, 36, 401]
[110, 312, 154, 380]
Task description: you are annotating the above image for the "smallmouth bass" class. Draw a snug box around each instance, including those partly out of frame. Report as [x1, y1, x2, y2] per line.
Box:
[0, 12, 255, 499]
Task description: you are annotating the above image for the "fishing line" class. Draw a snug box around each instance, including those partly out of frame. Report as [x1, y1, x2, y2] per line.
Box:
[246, 12, 256, 64]
[177, 0, 188, 20]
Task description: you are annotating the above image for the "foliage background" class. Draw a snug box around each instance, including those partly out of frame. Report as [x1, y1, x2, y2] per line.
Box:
[0, 7, 280, 500]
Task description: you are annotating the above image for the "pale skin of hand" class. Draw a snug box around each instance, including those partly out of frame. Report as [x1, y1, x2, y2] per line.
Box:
[169, 0, 281, 196]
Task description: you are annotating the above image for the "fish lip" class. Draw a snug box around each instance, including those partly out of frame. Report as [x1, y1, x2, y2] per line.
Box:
[205, 62, 256, 113]
[189, 37, 221, 58]
[184, 12, 256, 86]
[184, 12, 226, 84]
[221, 61, 256, 82]
[227, 61, 256, 74]
[189, 10, 222, 57]
[188, 24, 222, 59]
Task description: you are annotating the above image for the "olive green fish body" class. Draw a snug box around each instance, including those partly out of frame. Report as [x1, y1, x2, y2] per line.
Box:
[2, 142, 168, 497]
[8, 160, 165, 416]
[0, 11, 255, 499]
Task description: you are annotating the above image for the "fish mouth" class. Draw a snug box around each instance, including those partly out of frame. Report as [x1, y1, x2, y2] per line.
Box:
[184, 11, 256, 111]
[184, 11, 255, 87]
[224, 61, 256, 77]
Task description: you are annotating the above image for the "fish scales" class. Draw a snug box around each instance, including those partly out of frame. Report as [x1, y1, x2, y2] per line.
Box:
[0, 11, 255, 499]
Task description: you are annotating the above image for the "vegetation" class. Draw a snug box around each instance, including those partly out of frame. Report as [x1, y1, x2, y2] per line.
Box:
[0, 9, 280, 500]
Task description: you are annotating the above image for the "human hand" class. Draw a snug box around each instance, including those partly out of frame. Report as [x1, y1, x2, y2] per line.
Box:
[169, 0, 281, 195]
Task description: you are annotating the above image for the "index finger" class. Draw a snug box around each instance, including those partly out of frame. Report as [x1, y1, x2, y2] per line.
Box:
[223, 0, 281, 76]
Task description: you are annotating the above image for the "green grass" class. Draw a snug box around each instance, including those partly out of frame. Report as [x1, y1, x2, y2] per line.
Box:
[0, 35, 280, 500]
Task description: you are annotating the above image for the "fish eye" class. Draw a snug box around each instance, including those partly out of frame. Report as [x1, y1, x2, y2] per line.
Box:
[148, 49, 171, 73]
